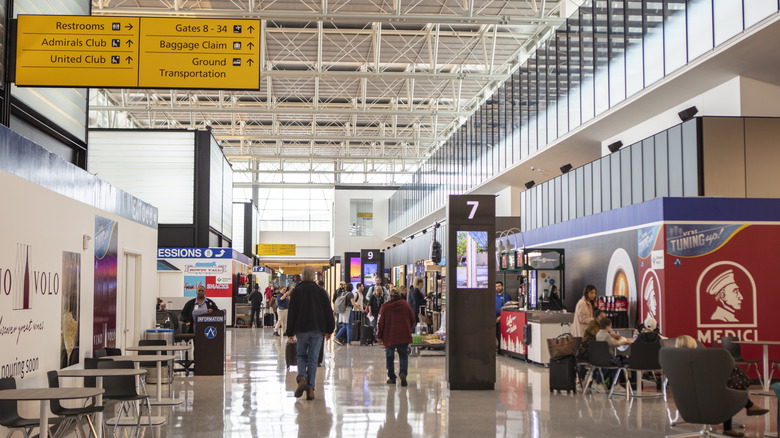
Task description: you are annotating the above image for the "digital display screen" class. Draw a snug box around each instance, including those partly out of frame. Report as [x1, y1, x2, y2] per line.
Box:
[238, 287, 247, 295]
[528, 271, 537, 308]
[455, 231, 489, 289]
[350, 257, 361, 288]
[500, 253, 508, 270]
[363, 263, 377, 287]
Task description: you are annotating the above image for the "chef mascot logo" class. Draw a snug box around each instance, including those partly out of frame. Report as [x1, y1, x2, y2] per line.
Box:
[696, 261, 757, 329]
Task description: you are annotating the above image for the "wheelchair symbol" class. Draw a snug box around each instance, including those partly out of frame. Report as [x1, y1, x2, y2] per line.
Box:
[204, 326, 217, 339]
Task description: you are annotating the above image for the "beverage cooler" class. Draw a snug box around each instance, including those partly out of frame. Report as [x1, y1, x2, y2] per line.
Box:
[598, 295, 629, 328]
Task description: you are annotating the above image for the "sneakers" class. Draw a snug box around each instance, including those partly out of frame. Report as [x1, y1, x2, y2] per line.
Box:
[400, 373, 407, 387]
[723, 429, 745, 437]
[746, 407, 769, 416]
[273, 332, 280, 337]
[294, 378, 308, 398]
[306, 387, 315, 401]
[386, 378, 396, 384]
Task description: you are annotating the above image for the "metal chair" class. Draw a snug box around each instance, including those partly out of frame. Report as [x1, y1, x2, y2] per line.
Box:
[582, 341, 631, 398]
[626, 342, 667, 400]
[720, 337, 763, 388]
[0, 377, 60, 438]
[660, 347, 747, 437]
[97, 360, 153, 434]
[47, 371, 103, 438]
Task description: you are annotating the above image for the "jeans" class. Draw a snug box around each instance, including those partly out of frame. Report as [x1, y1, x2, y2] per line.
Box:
[385, 344, 409, 380]
[335, 311, 353, 342]
[295, 331, 324, 390]
[250, 306, 261, 327]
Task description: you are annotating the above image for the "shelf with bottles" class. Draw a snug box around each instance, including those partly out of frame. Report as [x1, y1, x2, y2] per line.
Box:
[597, 295, 629, 328]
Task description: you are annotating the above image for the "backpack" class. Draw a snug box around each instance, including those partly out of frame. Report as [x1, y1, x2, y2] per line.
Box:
[335, 291, 348, 313]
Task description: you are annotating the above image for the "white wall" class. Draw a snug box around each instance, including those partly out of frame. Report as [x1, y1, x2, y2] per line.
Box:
[601, 76, 742, 154]
[496, 186, 522, 217]
[0, 171, 158, 398]
[332, 189, 395, 257]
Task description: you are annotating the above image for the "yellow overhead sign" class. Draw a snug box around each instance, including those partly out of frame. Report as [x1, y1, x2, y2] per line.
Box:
[15, 15, 140, 87]
[138, 17, 260, 90]
[256, 244, 296, 256]
[14, 15, 260, 90]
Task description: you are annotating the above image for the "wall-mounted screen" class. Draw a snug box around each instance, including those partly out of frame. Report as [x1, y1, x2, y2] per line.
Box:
[363, 263, 377, 287]
[350, 257, 361, 288]
[455, 231, 489, 289]
[238, 287, 247, 295]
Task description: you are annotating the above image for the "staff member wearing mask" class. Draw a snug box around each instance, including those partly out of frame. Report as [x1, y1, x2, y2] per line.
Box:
[181, 286, 219, 333]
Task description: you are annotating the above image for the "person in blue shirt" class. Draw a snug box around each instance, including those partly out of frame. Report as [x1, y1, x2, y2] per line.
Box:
[495, 281, 511, 350]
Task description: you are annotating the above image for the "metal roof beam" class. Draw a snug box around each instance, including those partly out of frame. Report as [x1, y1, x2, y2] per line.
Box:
[260, 69, 507, 81]
[216, 134, 444, 142]
[91, 8, 565, 27]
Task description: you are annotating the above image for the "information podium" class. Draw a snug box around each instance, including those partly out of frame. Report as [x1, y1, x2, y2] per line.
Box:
[194, 310, 226, 375]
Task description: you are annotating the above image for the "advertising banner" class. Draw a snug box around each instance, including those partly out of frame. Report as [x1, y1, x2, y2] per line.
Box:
[93, 216, 118, 352]
[637, 224, 665, 331]
[500, 311, 527, 356]
[61, 252, 81, 368]
[663, 224, 774, 354]
[157, 247, 235, 298]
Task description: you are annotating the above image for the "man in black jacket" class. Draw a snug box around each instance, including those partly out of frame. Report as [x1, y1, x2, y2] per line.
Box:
[285, 266, 335, 401]
[248, 284, 263, 328]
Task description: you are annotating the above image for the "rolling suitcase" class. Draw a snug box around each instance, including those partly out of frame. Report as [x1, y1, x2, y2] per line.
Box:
[351, 311, 361, 342]
[360, 314, 374, 346]
[285, 340, 297, 369]
[549, 355, 577, 394]
[264, 313, 275, 327]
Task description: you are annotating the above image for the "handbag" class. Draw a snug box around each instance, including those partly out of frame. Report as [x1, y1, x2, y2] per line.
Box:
[546, 333, 576, 360]
[727, 365, 751, 391]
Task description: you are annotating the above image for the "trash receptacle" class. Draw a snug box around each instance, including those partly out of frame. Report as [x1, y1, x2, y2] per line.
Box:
[144, 329, 174, 384]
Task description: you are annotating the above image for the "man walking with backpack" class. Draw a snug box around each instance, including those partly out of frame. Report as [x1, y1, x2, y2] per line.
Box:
[333, 283, 358, 345]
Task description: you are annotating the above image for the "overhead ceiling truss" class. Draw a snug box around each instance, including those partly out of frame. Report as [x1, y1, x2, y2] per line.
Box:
[90, 0, 567, 186]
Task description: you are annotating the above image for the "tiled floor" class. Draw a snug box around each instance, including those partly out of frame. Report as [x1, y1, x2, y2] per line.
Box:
[124, 328, 777, 437]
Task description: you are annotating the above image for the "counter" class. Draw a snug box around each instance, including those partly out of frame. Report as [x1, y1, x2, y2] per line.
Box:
[499, 309, 573, 365]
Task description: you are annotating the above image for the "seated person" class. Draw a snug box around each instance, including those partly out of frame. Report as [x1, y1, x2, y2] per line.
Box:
[546, 285, 563, 310]
[634, 316, 662, 343]
[581, 309, 621, 352]
[595, 317, 632, 371]
[676, 335, 767, 438]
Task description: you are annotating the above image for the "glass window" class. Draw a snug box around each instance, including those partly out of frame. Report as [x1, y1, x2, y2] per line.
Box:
[744, 0, 777, 28]
[625, 1, 643, 97]
[568, 14, 582, 130]
[542, 182, 549, 227]
[644, 0, 665, 85]
[576, 167, 585, 218]
[609, 0, 626, 107]
[561, 172, 570, 222]
[520, 67, 530, 159]
[569, 169, 576, 219]
[631, 142, 643, 204]
[584, 163, 593, 216]
[547, 41, 558, 144]
[580, 4, 596, 122]
[554, 177, 562, 223]
[664, 0, 687, 75]
[667, 125, 684, 197]
[654, 130, 669, 197]
[687, 0, 714, 61]
[682, 120, 699, 196]
[611, 153, 621, 210]
[642, 137, 655, 201]
[537, 47, 548, 149]
[528, 57, 538, 153]
[593, 160, 602, 214]
[713, 0, 743, 45]
[556, 30, 569, 137]
[620, 148, 632, 207]
[594, 1, 610, 115]
[348, 200, 373, 236]
[601, 156, 611, 212]
[535, 186, 542, 229]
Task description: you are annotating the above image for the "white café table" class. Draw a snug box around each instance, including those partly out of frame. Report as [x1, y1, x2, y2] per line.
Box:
[109, 354, 180, 406]
[125, 344, 191, 406]
[0, 387, 103, 438]
[58, 368, 147, 438]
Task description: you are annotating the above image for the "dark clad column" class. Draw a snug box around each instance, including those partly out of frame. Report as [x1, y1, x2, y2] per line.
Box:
[446, 195, 496, 390]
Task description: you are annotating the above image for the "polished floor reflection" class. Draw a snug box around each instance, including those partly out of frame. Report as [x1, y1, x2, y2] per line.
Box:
[133, 328, 779, 437]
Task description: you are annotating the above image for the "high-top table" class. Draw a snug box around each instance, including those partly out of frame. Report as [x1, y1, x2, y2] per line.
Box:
[125, 344, 190, 406]
[733, 340, 780, 393]
[0, 387, 103, 438]
[108, 354, 179, 406]
[58, 368, 147, 438]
